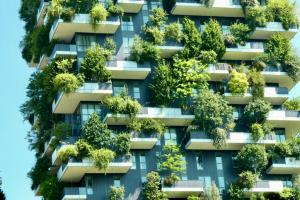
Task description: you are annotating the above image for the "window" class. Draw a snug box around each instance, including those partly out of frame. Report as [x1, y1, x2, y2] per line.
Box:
[113, 178, 121, 187]
[99, 0, 110, 7]
[76, 35, 96, 52]
[156, 152, 161, 169]
[196, 153, 204, 170]
[181, 157, 187, 180]
[122, 37, 134, 56]
[85, 176, 93, 195]
[216, 156, 223, 170]
[218, 177, 225, 192]
[131, 153, 136, 170]
[150, 0, 162, 9]
[164, 128, 177, 145]
[140, 154, 147, 183]
[80, 103, 101, 124]
[133, 87, 140, 99]
[142, 4, 149, 25]
[121, 15, 134, 32]
[199, 176, 211, 188]
[283, 180, 293, 188]
[275, 129, 286, 142]
[113, 86, 125, 96]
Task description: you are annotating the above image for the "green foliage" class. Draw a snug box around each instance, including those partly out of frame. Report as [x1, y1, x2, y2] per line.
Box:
[104, 38, 117, 54]
[236, 144, 268, 173]
[28, 157, 51, 190]
[228, 184, 244, 200]
[249, 69, 265, 99]
[144, 171, 168, 200]
[80, 44, 112, 82]
[90, 4, 108, 24]
[130, 36, 160, 63]
[104, 92, 142, 117]
[141, 119, 166, 136]
[228, 70, 249, 95]
[243, 99, 271, 126]
[194, 90, 234, 148]
[236, 171, 258, 189]
[250, 193, 266, 200]
[48, 0, 63, 18]
[203, 182, 222, 200]
[284, 54, 300, 82]
[162, 0, 176, 13]
[199, 50, 217, 64]
[181, 18, 202, 59]
[19, 0, 39, 32]
[108, 2, 124, 16]
[143, 26, 165, 45]
[229, 22, 251, 46]
[63, 0, 98, 13]
[250, 123, 264, 142]
[266, 0, 299, 30]
[202, 19, 225, 59]
[266, 34, 292, 65]
[159, 144, 185, 179]
[90, 149, 115, 171]
[82, 113, 111, 149]
[40, 176, 62, 200]
[53, 73, 83, 93]
[269, 142, 292, 160]
[75, 139, 93, 159]
[173, 58, 209, 100]
[57, 145, 78, 163]
[165, 22, 183, 43]
[112, 133, 131, 156]
[245, 6, 267, 29]
[240, 0, 259, 9]
[187, 195, 201, 200]
[283, 99, 300, 111]
[148, 8, 167, 27]
[52, 122, 71, 140]
[61, 7, 75, 22]
[150, 63, 175, 106]
[109, 186, 125, 200]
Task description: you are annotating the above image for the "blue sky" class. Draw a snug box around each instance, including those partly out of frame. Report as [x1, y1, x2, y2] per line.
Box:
[0, 0, 299, 199]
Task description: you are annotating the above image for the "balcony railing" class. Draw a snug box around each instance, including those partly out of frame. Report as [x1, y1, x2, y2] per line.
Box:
[157, 40, 184, 58]
[267, 157, 300, 174]
[162, 180, 204, 198]
[223, 42, 265, 60]
[251, 22, 298, 39]
[117, 0, 145, 13]
[49, 44, 77, 60]
[62, 187, 87, 200]
[36, 0, 50, 27]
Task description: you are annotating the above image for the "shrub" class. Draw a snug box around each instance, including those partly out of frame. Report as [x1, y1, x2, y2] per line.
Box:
[40, 176, 62, 200]
[90, 4, 108, 25]
[141, 119, 166, 136]
[75, 139, 93, 159]
[112, 132, 131, 156]
[266, 34, 292, 65]
[144, 171, 168, 200]
[53, 73, 83, 93]
[82, 113, 111, 149]
[236, 144, 268, 173]
[80, 44, 112, 82]
[52, 122, 71, 140]
[245, 6, 267, 28]
[130, 36, 160, 63]
[194, 90, 234, 148]
[104, 38, 117, 54]
[202, 19, 225, 59]
[148, 8, 167, 27]
[248, 69, 265, 99]
[270, 142, 292, 160]
[243, 99, 271, 126]
[228, 70, 249, 95]
[224, 34, 236, 47]
[28, 157, 51, 190]
[251, 123, 264, 142]
[143, 26, 165, 45]
[228, 184, 244, 200]
[90, 149, 115, 171]
[229, 22, 251, 45]
[187, 196, 200, 200]
[236, 171, 258, 189]
[284, 99, 300, 111]
[199, 50, 217, 64]
[240, 0, 259, 10]
[61, 7, 75, 22]
[108, 2, 124, 16]
[48, 0, 63, 18]
[165, 22, 182, 43]
[266, 0, 299, 30]
[284, 54, 300, 82]
[57, 145, 78, 163]
[109, 186, 124, 200]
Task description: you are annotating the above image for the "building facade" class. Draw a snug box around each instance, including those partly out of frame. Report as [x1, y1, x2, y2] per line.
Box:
[20, 0, 300, 199]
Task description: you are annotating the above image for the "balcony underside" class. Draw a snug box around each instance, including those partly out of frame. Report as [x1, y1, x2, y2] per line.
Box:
[251, 26, 298, 40]
[171, 3, 243, 17]
[37, 55, 49, 69]
[62, 195, 87, 200]
[108, 67, 151, 80]
[245, 181, 284, 196]
[51, 50, 77, 60]
[104, 113, 194, 126]
[117, 0, 144, 13]
[58, 162, 132, 182]
[162, 186, 204, 198]
[130, 138, 158, 149]
[262, 72, 295, 90]
[267, 164, 300, 174]
[157, 46, 184, 58]
[222, 49, 264, 60]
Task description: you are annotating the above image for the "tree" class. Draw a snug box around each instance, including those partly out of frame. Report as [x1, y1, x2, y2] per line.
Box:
[130, 36, 159, 63]
[236, 144, 268, 173]
[159, 144, 185, 183]
[40, 176, 62, 200]
[227, 70, 249, 95]
[165, 22, 183, 43]
[112, 133, 131, 156]
[194, 90, 234, 148]
[181, 18, 202, 59]
[90, 3, 108, 25]
[250, 123, 264, 142]
[148, 8, 167, 27]
[202, 19, 225, 59]
[245, 6, 267, 29]
[53, 73, 83, 93]
[266, 34, 292, 65]
[204, 182, 222, 200]
[236, 171, 258, 190]
[229, 22, 251, 46]
[75, 139, 93, 159]
[52, 122, 71, 141]
[249, 69, 265, 99]
[28, 157, 51, 190]
[109, 186, 124, 200]
[90, 149, 115, 171]
[0, 177, 6, 200]
[82, 113, 111, 149]
[80, 44, 112, 82]
[144, 171, 168, 200]
[143, 26, 165, 45]
[57, 145, 78, 163]
[243, 99, 271, 126]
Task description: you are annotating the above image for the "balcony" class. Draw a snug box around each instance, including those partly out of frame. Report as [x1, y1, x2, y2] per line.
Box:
[104, 107, 195, 126]
[185, 131, 277, 150]
[117, 0, 145, 13]
[251, 22, 298, 40]
[222, 42, 264, 60]
[206, 63, 230, 81]
[262, 66, 295, 90]
[245, 180, 285, 195]
[36, 0, 50, 27]
[268, 110, 300, 135]
[171, 0, 243, 17]
[267, 157, 300, 174]
[224, 87, 289, 105]
[162, 180, 204, 198]
[130, 133, 158, 149]
[37, 54, 49, 69]
[41, 136, 56, 157]
[52, 82, 112, 114]
[57, 157, 132, 182]
[50, 14, 120, 42]
[106, 60, 151, 80]
[49, 44, 77, 60]
[157, 41, 184, 58]
[62, 187, 87, 200]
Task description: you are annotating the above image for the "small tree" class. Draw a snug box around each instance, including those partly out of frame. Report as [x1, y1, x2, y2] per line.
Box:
[229, 22, 251, 46]
[75, 139, 93, 159]
[90, 149, 115, 171]
[249, 69, 265, 99]
[236, 144, 268, 173]
[40, 176, 62, 200]
[90, 4, 108, 25]
[245, 6, 267, 29]
[284, 99, 300, 111]
[109, 186, 125, 200]
[141, 119, 166, 136]
[57, 145, 78, 163]
[266, 34, 292, 65]
[250, 123, 264, 142]
[53, 73, 83, 93]
[130, 36, 159, 63]
[165, 22, 183, 43]
[159, 144, 185, 184]
[112, 132, 131, 156]
[228, 70, 249, 95]
[52, 122, 71, 141]
[143, 26, 165, 45]
[243, 99, 271, 126]
[202, 19, 225, 59]
[236, 171, 258, 190]
[148, 8, 167, 27]
[144, 171, 168, 200]
[82, 113, 111, 149]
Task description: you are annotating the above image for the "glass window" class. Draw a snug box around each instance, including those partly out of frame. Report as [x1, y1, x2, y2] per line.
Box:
[131, 153, 136, 170]
[121, 15, 134, 32]
[76, 35, 96, 52]
[99, 0, 110, 7]
[85, 176, 93, 195]
[164, 128, 177, 145]
[216, 156, 223, 170]
[140, 154, 147, 183]
[156, 152, 161, 169]
[122, 37, 134, 56]
[150, 0, 162, 9]
[196, 153, 204, 170]
[133, 87, 140, 99]
[113, 86, 125, 96]
[80, 103, 101, 124]
[181, 156, 187, 180]
[199, 176, 211, 188]
[113, 179, 121, 187]
[218, 177, 225, 191]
